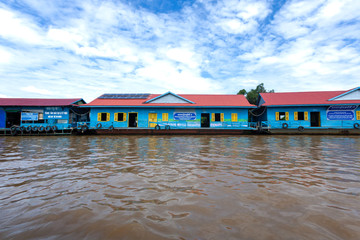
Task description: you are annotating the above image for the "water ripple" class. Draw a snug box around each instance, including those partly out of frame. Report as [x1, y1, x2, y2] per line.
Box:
[0, 135, 359, 239]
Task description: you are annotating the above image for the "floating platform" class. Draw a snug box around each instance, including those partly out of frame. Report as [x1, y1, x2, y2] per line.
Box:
[261, 128, 360, 135]
[93, 128, 255, 135]
[2, 127, 360, 136]
[0, 128, 76, 136]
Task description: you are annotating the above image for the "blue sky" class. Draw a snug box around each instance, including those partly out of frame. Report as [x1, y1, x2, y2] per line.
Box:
[0, 0, 359, 102]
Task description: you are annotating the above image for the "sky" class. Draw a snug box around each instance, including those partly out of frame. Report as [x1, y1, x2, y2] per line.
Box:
[0, 0, 359, 102]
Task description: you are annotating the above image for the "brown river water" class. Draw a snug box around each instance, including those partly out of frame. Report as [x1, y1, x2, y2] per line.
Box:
[0, 135, 359, 240]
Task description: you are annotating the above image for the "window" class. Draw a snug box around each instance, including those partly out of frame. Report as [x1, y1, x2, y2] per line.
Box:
[115, 112, 126, 122]
[279, 112, 286, 120]
[98, 112, 110, 122]
[162, 113, 168, 122]
[100, 113, 107, 121]
[276, 112, 289, 121]
[231, 113, 238, 122]
[215, 113, 221, 121]
[38, 112, 45, 123]
[212, 113, 224, 122]
[298, 112, 304, 120]
[294, 112, 304, 121]
[294, 111, 308, 121]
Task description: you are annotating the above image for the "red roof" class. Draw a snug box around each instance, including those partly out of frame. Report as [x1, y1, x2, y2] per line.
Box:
[86, 94, 254, 107]
[0, 98, 84, 106]
[260, 90, 360, 106]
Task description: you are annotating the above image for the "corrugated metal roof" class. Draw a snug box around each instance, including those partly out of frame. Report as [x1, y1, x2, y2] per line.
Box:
[85, 94, 254, 107]
[0, 98, 84, 106]
[260, 89, 360, 106]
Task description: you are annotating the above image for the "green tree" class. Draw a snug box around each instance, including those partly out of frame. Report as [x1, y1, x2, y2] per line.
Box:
[237, 89, 247, 95]
[237, 83, 274, 105]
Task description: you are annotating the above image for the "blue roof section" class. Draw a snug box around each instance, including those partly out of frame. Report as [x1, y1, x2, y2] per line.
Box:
[144, 91, 195, 104]
[257, 95, 266, 107]
[328, 87, 360, 101]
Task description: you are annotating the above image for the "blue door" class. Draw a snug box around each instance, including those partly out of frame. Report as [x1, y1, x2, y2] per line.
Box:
[0, 109, 5, 128]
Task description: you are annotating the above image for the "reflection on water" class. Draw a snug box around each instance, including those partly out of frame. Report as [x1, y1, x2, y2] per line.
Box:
[0, 135, 359, 239]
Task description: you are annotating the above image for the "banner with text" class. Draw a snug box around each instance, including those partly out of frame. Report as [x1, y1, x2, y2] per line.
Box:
[44, 110, 69, 119]
[173, 112, 196, 121]
[21, 112, 38, 121]
[327, 105, 357, 120]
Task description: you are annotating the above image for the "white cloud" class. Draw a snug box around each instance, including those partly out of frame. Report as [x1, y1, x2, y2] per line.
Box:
[21, 86, 53, 95]
[319, 0, 343, 18]
[0, 8, 44, 45]
[0, 47, 12, 64]
[0, 0, 359, 100]
[234, 0, 360, 92]
[205, 0, 270, 35]
[134, 59, 219, 93]
[277, 0, 324, 19]
[16, 0, 59, 19]
[164, 47, 200, 69]
[47, 28, 84, 50]
[219, 18, 257, 34]
[308, 0, 360, 27]
[273, 21, 311, 39]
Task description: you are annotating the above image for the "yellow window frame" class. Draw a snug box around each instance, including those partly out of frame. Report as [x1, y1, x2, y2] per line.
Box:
[212, 113, 224, 122]
[276, 112, 289, 121]
[231, 113, 238, 122]
[285, 112, 289, 121]
[114, 112, 126, 122]
[97, 112, 110, 122]
[148, 113, 157, 128]
[162, 113, 169, 122]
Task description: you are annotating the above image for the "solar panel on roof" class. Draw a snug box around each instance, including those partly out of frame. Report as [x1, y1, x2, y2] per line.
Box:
[99, 93, 150, 99]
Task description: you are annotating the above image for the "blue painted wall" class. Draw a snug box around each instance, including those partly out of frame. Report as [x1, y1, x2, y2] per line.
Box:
[88, 107, 250, 129]
[0, 106, 77, 130]
[263, 105, 360, 129]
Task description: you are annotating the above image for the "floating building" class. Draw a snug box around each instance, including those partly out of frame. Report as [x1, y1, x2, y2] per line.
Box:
[1, 87, 359, 136]
[0, 98, 87, 135]
[83, 91, 256, 134]
[256, 87, 360, 134]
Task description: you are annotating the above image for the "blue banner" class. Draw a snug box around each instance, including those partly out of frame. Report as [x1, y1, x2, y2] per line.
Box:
[21, 112, 38, 121]
[327, 111, 354, 120]
[44, 110, 69, 119]
[173, 112, 196, 121]
[328, 105, 357, 111]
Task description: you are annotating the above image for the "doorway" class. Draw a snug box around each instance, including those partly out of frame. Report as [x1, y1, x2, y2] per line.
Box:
[201, 113, 210, 128]
[6, 111, 21, 128]
[128, 113, 138, 127]
[310, 112, 321, 127]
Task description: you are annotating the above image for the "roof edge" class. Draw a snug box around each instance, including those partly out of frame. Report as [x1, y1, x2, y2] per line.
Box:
[263, 103, 360, 107]
[81, 105, 256, 108]
[328, 87, 360, 101]
[144, 91, 195, 104]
